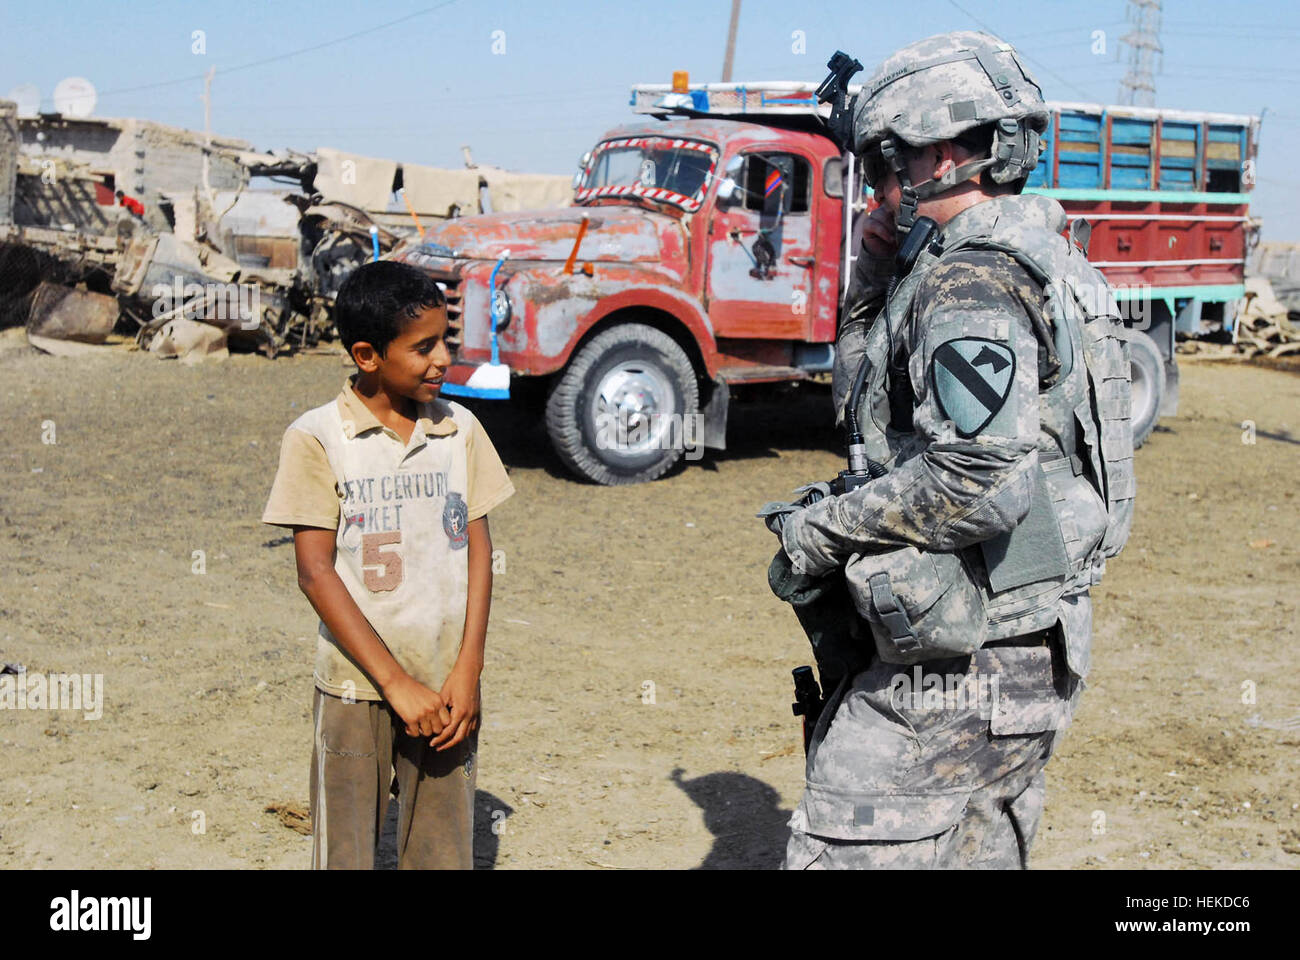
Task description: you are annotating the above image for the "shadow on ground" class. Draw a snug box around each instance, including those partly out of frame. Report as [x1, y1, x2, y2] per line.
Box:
[671, 767, 792, 870]
[375, 789, 514, 870]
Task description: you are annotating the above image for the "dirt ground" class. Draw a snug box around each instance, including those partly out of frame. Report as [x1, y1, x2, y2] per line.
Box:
[0, 326, 1296, 870]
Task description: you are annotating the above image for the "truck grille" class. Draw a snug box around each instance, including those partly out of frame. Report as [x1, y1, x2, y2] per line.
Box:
[439, 275, 463, 357]
[405, 265, 462, 358]
[393, 249, 465, 359]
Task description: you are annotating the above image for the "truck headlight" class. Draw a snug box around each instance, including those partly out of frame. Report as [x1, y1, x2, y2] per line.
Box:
[491, 286, 512, 330]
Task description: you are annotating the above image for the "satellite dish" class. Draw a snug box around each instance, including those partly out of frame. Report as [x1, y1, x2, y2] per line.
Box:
[8, 83, 40, 117]
[52, 77, 97, 118]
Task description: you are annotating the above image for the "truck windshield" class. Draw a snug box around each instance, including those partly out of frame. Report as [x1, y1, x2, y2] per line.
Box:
[576, 136, 718, 212]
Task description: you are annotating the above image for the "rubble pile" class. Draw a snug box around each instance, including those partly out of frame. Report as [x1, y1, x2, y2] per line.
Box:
[1230, 276, 1300, 359]
[1178, 275, 1300, 361]
[0, 99, 571, 362]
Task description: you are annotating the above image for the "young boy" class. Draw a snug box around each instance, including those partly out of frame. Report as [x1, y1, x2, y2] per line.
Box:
[262, 260, 514, 869]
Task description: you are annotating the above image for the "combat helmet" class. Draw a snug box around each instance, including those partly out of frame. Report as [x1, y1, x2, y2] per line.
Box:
[839, 31, 1049, 236]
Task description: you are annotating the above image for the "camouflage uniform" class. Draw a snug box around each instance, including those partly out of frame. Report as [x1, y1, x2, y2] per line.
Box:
[776, 32, 1133, 870]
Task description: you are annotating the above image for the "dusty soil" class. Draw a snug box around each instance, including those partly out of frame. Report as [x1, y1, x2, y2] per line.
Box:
[1, 327, 1296, 870]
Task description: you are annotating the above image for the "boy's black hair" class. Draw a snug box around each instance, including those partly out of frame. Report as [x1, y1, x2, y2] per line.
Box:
[333, 260, 447, 357]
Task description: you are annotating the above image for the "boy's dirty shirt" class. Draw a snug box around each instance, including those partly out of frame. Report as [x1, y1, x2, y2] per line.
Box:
[262, 379, 514, 700]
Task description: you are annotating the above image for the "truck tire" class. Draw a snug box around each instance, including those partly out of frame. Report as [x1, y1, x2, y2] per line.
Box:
[545, 323, 699, 485]
[1128, 328, 1165, 448]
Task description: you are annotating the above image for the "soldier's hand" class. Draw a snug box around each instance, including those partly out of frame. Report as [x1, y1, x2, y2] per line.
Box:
[861, 205, 898, 259]
[758, 501, 798, 536]
[847, 207, 898, 305]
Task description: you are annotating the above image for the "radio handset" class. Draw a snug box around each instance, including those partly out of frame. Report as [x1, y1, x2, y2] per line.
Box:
[886, 216, 943, 298]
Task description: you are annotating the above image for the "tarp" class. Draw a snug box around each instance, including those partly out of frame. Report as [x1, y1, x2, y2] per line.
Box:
[401, 163, 480, 218]
[480, 167, 572, 211]
[313, 150, 570, 216]
[314, 148, 396, 212]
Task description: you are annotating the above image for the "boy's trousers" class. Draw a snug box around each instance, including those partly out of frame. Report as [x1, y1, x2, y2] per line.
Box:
[309, 688, 477, 870]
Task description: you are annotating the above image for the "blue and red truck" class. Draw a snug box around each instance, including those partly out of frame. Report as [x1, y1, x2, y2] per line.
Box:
[391, 76, 1260, 482]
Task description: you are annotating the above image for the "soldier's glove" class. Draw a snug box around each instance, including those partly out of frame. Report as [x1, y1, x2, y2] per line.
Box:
[756, 501, 797, 536]
[756, 481, 833, 536]
[793, 481, 832, 507]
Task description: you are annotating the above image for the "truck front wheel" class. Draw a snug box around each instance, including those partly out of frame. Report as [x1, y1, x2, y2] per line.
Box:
[545, 323, 700, 485]
[1128, 328, 1166, 448]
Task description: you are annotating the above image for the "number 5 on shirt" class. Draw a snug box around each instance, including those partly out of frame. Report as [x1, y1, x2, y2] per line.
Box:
[361, 531, 404, 591]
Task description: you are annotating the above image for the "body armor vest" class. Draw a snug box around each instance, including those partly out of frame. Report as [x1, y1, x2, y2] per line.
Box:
[840, 196, 1136, 674]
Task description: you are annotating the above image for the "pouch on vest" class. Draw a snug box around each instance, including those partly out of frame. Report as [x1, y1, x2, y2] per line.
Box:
[845, 458, 1091, 661]
[969, 460, 1079, 642]
[1060, 271, 1136, 561]
[845, 544, 987, 665]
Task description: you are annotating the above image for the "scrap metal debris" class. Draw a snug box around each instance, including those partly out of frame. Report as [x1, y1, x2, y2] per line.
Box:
[26, 281, 118, 354]
[0, 97, 570, 359]
[1178, 273, 1300, 362]
[1233, 276, 1300, 358]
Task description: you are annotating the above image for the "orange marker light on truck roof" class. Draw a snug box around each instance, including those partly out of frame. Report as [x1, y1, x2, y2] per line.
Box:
[672, 70, 689, 93]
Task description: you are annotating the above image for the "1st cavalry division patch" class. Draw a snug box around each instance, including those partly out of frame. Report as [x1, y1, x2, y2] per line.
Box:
[930, 338, 1016, 438]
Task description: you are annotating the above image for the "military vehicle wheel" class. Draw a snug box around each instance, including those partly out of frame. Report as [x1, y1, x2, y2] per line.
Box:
[545, 323, 699, 485]
[1128, 329, 1165, 448]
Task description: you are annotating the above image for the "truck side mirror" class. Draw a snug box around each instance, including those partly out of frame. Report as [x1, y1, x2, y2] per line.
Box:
[573, 152, 592, 190]
[715, 156, 744, 204]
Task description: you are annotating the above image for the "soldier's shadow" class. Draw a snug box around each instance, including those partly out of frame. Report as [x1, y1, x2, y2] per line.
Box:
[376, 789, 513, 870]
[670, 767, 792, 870]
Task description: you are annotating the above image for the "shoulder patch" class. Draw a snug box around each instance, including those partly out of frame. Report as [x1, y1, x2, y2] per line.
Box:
[930, 338, 1016, 438]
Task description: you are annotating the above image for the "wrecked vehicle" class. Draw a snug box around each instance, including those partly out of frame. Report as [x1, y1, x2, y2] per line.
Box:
[1, 99, 570, 359]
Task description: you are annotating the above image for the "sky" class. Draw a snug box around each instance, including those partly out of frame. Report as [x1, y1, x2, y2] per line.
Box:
[3, 0, 1298, 240]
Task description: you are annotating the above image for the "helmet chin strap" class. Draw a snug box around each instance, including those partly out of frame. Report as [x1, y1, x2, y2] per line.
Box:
[880, 137, 996, 240]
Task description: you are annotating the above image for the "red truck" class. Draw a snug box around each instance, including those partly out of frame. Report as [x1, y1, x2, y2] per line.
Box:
[392, 79, 1259, 483]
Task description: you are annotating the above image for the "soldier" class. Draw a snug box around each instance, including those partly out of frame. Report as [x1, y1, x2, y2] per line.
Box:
[768, 31, 1136, 869]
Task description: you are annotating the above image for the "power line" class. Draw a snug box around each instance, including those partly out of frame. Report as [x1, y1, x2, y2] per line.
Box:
[944, 0, 1102, 101]
[1162, 26, 1300, 35]
[216, 84, 629, 116]
[1007, 21, 1127, 42]
[89, 0, 462, 101]
[1162, 18, 1300, 31]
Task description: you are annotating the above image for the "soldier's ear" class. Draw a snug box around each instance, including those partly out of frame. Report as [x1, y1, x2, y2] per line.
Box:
[930, 142, 957, 184]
